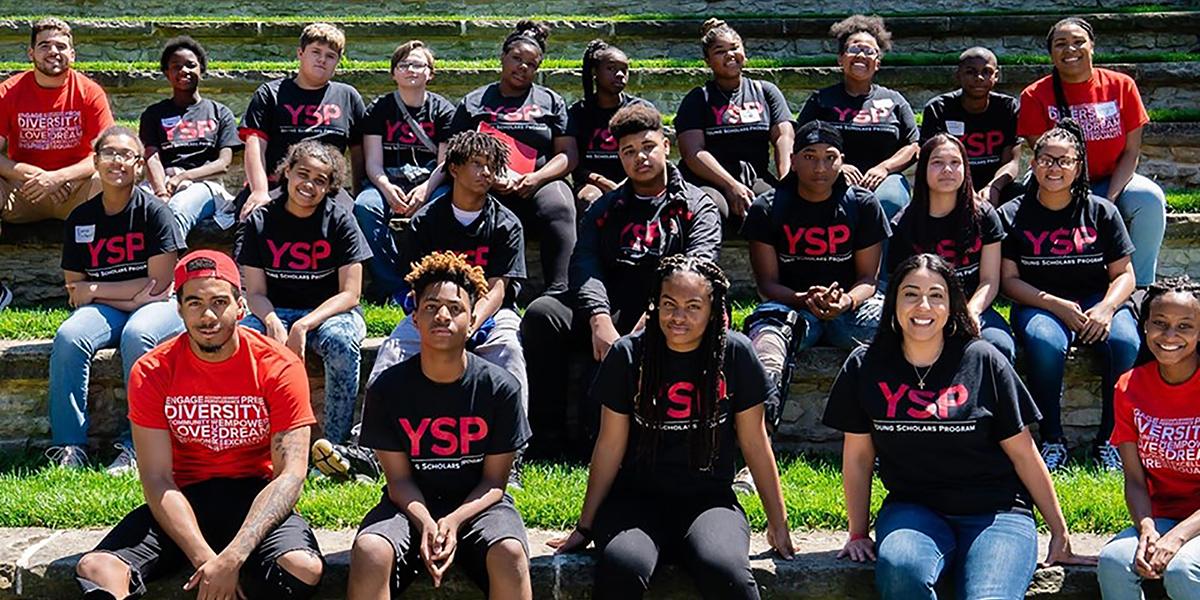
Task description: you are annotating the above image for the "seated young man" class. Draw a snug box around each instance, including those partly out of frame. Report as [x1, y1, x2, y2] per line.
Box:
[740, 120, 890, 490]
[74, 250, 323, 600]
[920, 47, 1022, 205]
[347, 251, 532, 600]
[520, 102, 721, 458]
[312, 131, 527, 483]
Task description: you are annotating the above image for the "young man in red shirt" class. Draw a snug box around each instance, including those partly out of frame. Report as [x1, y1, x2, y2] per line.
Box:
[74, 250, 324, 600]
[0, 18, 115, 308]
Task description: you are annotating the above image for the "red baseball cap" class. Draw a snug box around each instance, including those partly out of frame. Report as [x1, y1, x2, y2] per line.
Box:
[174, 249, 242, 294]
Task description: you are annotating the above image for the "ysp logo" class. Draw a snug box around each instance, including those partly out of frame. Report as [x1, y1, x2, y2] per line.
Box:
[87, 233, 145, 267]
[400, 417, 489, 456]
[878, 382, 970, 420]
[282, 104, 343, 127]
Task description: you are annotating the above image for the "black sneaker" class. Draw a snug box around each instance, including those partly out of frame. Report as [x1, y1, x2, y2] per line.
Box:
[507, 452, 524, 491]
[340, 442, 382, 480]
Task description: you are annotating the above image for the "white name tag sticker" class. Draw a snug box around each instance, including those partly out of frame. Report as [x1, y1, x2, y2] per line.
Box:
[738, 107, 762, 123]
[1094, 101, 1119, 119]
[946, 120, 966, 136]
[75, 225, 95, 243]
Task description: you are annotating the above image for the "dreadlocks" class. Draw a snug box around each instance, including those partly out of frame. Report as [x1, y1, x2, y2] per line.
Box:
[1135, 275, 1200, 366]
[635, 255, 731, 471]
[1026, 118, 1091, 220]
[445, 130, 510, 173]
[405, 251, 490, 306]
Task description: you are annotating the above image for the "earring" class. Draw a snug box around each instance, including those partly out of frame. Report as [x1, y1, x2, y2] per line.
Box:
[891, 317, 900, 333]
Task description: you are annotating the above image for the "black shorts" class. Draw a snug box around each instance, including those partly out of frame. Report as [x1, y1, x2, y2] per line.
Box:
[81, 478, 322, 599]
[356, 492, 529, 593]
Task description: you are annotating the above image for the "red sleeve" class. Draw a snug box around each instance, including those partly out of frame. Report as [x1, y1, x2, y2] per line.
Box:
[1118, 75, 1150, 133]
[238, 127, 269, 142]
[1109, 370, 1138, 446]
[128, 352, 170, 429]
[1016, 82, 1052, 139]
[264, 352, 316, 433]
[0, 78, 13, 139]
[83, 78, 115, 144]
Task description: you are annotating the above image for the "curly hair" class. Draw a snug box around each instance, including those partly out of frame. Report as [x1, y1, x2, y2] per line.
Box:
[502, 19, 550, 55]
[829, 14, 893, 54]
[608, 103, 663, 142]
[160, 35, 208, 73]
[406, 251, 491, 306]
[276, 140, 348, 193]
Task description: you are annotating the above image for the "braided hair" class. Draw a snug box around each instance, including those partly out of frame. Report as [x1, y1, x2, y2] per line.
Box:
[502, 20, 550, 56]
[909, 134, 979, 263]
[581, 39, 626, 107]
[1046, 17, 1095, 118]
[635, 255, 730, 470]
[1026, 118, 1091, 220]
[1135, 275, 1200, 367]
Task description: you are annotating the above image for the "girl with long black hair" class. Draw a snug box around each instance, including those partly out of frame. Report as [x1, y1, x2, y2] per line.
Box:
[1000, 118, 1140, 472]
[566, 39, 649, 209]
[825, 253, 1094, 599]
[888, 134, 1013, 362]
[548, 255, 793, 599]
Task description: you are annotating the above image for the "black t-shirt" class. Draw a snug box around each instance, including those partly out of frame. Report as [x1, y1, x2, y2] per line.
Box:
[139, 98, 241, 172]
[999, 194, 1135, 301]
[742, 178, 890, 293]
[796, 84, 919, 173]
[236, 197, 373, 309]
[888, 202, 1005, 297]
[449, 83, 569, 170]
[403, 196, 526, 308]
[359, 353, 531, 509]
[239, 78, 366, 176]
[566, 93, 650, 185]
[61, 187, 184, 282]
[920, 90, 1020, 190]
[823, 339, 1041, 515]
[361, 91, 455, 174]
[675, 78, 791, 182]
[594, 330, 771, 497]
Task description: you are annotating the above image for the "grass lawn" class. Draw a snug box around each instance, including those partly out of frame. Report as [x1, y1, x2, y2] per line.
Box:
[0, 455, 1129, 533]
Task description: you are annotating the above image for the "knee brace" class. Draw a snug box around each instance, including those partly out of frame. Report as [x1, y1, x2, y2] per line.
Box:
[743, 307, 803, 431]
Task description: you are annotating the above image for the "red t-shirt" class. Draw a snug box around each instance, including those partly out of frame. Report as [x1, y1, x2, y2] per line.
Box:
[1016, 68, 1149, 179]
[1111, 362, 1200, 520]
[128, 327, 315, 489]
[0, 70, 114, 171]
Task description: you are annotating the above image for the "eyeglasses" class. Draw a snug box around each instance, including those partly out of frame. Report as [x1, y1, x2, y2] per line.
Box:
[395, 61, 430, 72]
[844, 45, 880, 57]
[1035, 155, 1080, 169]
[97, 149, 140, 164]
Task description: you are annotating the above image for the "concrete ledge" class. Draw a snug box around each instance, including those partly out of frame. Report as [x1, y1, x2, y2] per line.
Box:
[0, 527, 1127, 599]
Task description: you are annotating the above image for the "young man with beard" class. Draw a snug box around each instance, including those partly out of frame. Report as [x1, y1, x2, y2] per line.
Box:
[920, 47, 1022, 205]
[521, 102, 722, 458]
[74, 250, 324, 600]
[0, 18, 115, 308]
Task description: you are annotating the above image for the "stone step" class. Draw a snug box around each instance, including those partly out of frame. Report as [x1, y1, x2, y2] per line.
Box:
[0, 527, 1129, 599]
[13, 60, 1198, 122]
[0, 12, 1195, 63]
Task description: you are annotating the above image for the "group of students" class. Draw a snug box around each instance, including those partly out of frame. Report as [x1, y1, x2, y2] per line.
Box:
[0, 11, 1196, 600]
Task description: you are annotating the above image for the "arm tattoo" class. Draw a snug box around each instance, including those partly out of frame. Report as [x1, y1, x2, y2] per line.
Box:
[228, 429, 307, 560]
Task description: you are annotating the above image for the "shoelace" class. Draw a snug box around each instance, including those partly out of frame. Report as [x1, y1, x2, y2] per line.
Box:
[45, 446, 83, 465]
[109, 444, 137, 466]
[1041, 445, 1068, 469]
[1098, 446, 1123, 470]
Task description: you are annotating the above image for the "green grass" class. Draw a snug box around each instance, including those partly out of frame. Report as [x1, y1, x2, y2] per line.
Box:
[0, 455, 1130, 532]
[3, 52, 1196, 74]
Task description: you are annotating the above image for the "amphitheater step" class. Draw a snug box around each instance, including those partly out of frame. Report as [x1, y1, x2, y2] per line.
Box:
[0, 527, 1128, 599]
[6, 60, 1197, 123]
[0, 12, 1195, 63]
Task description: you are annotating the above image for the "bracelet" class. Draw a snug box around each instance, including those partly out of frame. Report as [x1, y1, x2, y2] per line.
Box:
[575, 522, 594, 541]
[849, 531, 869, 542]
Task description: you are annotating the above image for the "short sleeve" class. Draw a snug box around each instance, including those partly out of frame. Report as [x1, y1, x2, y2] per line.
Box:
[998, 202, 1022, 260]
[430, 95, 456, 144]
[919, 99, 942, 144]
[264, 352, 316, 433]
[742, 193, 775, 245]
[547, 90, 569, 137]
[593, 337, 637, 415]
[564, 102, 583, 139]
[361, 95, 389, 137]
[853, 192, 891, 250]
[333, 205, 373, 266]
[729, 334, 770, 413]
[1118, 76, 1150, 134]
[0, 80, 12, 138]
[449, 101, 475, 137]
[821, 348, 871, 434]
[215, 102, 242, 150]
[673, 87, 707, 133]
[83, 80, 115, 143]
[358, 375, 406, 452]
[895, 95, 919, 144]
[762, 82, 791, 125]
[1110, 371, 1138, 446]
[138, 104, 161, 150]
[492, 216, 526, 280]
[235, 212, 267, 268]
[145, 196, 184, 255]
[985, 346, 1041, 441]
[60, 214, 86, 273]
[1016, 83, 1052, 139]
[348, 87, 367, 144]
[795, 92, 822, 127]
[979, 203, 1006, 245]
[1099, 200, 1136, 262]
[239, 83, 275, 140]
[485, 367, 532, 454]
[127, 352, 170, 429]
[1002, 95, 1020, 145]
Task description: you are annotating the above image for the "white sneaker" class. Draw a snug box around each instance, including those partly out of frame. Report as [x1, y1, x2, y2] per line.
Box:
[1040, 442, 1069, 472]
[0, 282, 12, 312]
[45, 445, 88, 469]
[732, 466, 757, 495]
[105, 444, 138, 476]
[1095, 442, 1124, 472]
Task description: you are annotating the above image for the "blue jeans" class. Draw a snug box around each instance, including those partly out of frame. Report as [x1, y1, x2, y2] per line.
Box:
[978, 306, 1016, 365]
[49, 300, 184, 446]
[242, 307, 366, 444]
[1099, 518, 1200, 600]
[874, 501, 1038, 600]
[1012, 295, 1139, 443]
[875, 173, 911, 284]
[353, 187, 408, 302]
[1092, 174, 1166, 288]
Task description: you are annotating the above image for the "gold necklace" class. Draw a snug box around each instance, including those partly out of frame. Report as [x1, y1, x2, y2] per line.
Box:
[913, 363, 934, 390]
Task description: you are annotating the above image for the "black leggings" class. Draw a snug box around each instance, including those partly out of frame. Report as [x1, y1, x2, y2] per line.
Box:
[497, 179, 576, 294]
[593, 490, 758, 600]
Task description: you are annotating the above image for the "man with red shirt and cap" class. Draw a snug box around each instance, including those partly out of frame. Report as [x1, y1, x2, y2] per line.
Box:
[74, 250, 324, 600]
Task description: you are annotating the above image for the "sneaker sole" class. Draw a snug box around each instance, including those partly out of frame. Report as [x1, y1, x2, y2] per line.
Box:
[311, 440, 351, 480]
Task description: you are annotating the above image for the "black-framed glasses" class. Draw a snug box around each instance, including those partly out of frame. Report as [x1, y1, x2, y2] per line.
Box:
[1034, 155, 1080, 169]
